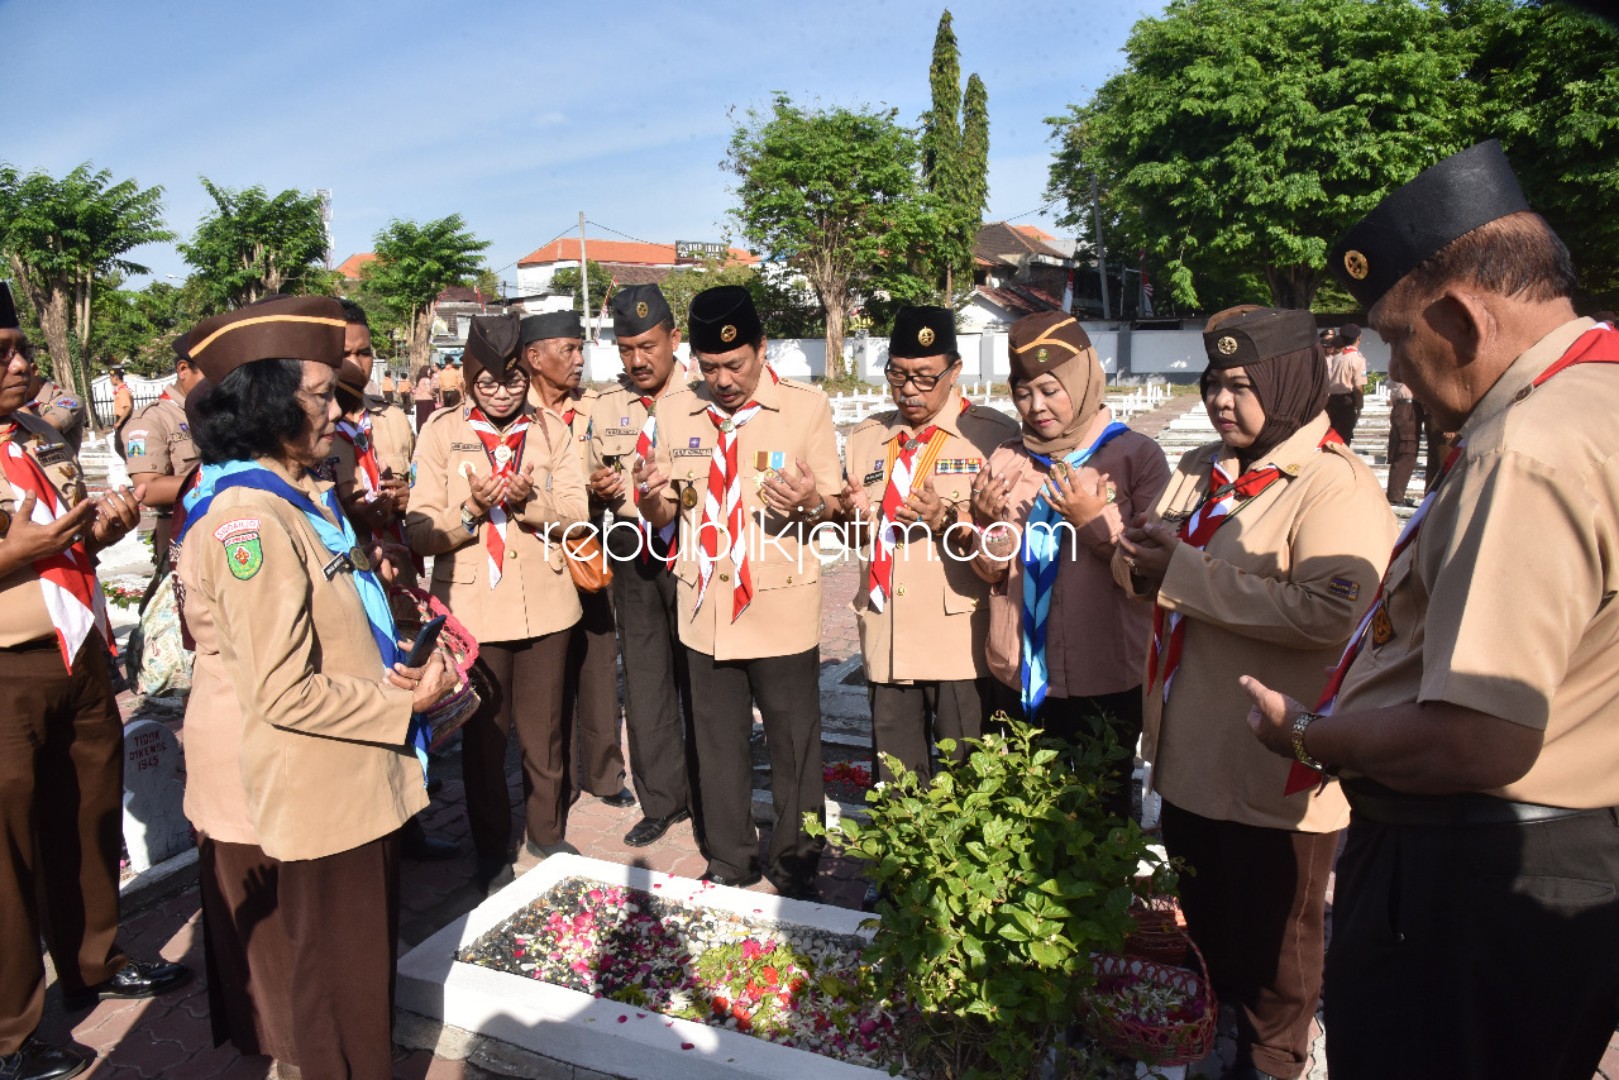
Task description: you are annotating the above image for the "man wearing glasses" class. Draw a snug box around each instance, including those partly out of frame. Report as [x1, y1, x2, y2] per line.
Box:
[842, 306, 1017, 786]
[405, 314, 589, 893]
[522, 311, 635, 815]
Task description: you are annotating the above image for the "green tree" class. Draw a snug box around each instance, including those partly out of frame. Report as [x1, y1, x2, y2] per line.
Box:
[0, 162, 173, 396]
[656, 261, 825, 343]
[362, 215, 490, 370]
[1047, 0, 1480, 311]
[727, 94, 938, 381]
[920, 10, 989, 303]
[179, 178, 330, 309]
[92, 277, 203, 375]
[962, 73, 990, 232]
[548, 259, 615, 314]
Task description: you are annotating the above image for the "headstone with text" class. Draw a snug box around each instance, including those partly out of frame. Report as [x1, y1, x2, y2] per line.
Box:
[122, 718, 191, 872]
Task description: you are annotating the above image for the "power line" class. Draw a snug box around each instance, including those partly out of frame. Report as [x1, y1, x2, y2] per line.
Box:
[585, 220, 664, 247]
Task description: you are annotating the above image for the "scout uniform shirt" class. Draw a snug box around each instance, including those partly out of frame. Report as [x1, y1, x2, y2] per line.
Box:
[1337, 317, 1619, 810]
[0, 411, 90, 648]
[1327, 346, 1367, 395]
[179, 458, 427, 861]
[327, 395, 416, 508]
[844, 400, 1017, 683]
[586, 364, 695, 525]
[123, 389, 199, 497]
[1123, 413, 1393, 832]
[530, 386, 600, 479]
[29, 380, 87, 455]
[649, 373, 841, 661]
[404, 402, 588, 644]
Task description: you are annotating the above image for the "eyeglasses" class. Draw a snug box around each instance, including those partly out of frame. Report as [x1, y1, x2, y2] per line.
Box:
[0, 342, 35, 364]
[472, 371, 530, 394]
[884, 364, 952, 391]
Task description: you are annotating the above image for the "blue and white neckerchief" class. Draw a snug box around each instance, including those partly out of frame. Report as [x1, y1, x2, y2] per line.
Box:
[179, 459, 428, 782]
[1019, 422, 1130, 718]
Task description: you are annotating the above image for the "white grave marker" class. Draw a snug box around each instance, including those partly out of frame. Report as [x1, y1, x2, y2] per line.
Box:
[122, 719, 190, 871]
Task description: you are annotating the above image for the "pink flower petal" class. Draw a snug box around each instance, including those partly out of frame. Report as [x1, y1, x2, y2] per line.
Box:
[680, 1042, 695, 1050]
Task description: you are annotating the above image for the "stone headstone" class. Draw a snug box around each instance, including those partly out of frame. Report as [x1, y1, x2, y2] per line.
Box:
[122, 718, 190, 872]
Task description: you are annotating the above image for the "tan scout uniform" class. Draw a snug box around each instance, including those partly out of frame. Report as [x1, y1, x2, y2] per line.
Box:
[648, 373, 841, 887]
[436, 362, 464, 407]
[123, 388, 199, 577]
[327, 395, 415, 505]
[538, 385, 628, 801]
[845, 402, 1017, 779]
[1128, 414, 1393, 833]
[0, 411, 129, 1055]
[406, 402, 588, 857]
[30, 379, 87, 455]
[589, 366, 697, 823]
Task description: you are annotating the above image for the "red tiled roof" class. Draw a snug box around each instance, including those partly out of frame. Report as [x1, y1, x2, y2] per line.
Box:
[973, 282, 1066, 319]
[517, 238, 758, 268]
[974, 222, 1067, 265]
[336, 252, 376, 279]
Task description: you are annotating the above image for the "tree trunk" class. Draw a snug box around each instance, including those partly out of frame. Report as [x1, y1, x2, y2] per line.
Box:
[1265, 265, 1324, 310]
[824, 300, 847, 382]
[409, 305, 433, 371]
[11, 261, 77, 395]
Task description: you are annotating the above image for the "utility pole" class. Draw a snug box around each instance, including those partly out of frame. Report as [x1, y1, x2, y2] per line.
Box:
[578, 212, 591, 341]
[1090, 175, 1111, 321]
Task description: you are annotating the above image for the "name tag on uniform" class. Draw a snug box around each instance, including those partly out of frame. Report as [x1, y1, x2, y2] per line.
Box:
[673, 447, 709, 459]
[862, 467, 885, 486]
[1327, 577, 1362, 602]
[36, 446, 69, 467]
[450, 441, 481, 451]
[604, 427, 638, 437]
[934, 458, 983, 475]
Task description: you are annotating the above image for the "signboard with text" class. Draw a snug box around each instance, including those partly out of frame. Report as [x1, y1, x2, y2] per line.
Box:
[675, 240, 728, 263]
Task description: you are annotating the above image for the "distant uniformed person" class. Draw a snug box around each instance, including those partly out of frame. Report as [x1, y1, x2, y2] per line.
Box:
[635, 285, 841, 898]
[0, 282, 190, 1080]
[1323, 323, 1367, 443]
[109, 365, 134, 455]
[25, 366, 86, 456]
[841, 305, 1016, 782]
[522, 309, 633, 810]
[587, 284, 699, 847]
[406, 314, 589, 892]
[436, 356, 464, 409]
[1243, 141, 1619, 1080]
[967, 313, 1170, 823]
[123, 335, 204, 583]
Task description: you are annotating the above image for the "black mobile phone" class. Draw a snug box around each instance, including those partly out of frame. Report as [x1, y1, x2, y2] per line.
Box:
[402, 615, 447, 668]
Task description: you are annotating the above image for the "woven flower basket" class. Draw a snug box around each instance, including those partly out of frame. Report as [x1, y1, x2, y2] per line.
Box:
[392, 586, 483, 749]
[1124, 894, 1193, 966]
[1078, 941, 1217, 1067]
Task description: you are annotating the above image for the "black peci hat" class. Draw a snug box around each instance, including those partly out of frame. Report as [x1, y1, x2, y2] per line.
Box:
[0, 282, 17, 331]
[519, 310, 583, 344]
[1330, 140, 1531, 311]
[1203, 308, 1318, 370]
[888, 305, 957, 359]
[464, 313, 523, 379]
[611, 284, 673, 338]
[687, 285, 762, 355]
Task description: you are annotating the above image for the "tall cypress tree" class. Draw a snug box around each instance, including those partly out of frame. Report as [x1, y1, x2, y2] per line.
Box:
[962, 73, 990, 229]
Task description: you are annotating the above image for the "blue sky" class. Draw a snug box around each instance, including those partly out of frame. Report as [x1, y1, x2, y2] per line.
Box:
[2, 0, 1165, 289]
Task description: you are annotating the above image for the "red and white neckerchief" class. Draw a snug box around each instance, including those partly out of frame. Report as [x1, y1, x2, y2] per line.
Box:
[1150, 429, 1344, 703]
[632, 395, 678, 565]
[1287, 323, 1619, 794]
[0, 430, 111, 670]
[336, 412, 381, 495]
[692, 367, 780, 621]
[466, 406, 531, 589]
[866, 423, 951, 611]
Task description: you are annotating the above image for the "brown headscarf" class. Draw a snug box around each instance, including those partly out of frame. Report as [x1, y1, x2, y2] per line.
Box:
[1199, 306, 1329, 466]
[1007, 313, 1107, 456]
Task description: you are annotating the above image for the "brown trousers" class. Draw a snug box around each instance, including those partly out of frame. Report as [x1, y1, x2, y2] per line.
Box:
[868, 678, 985, 784]
[563, 587, 626, 798]
[0, 639, 126, 1054]
[1159, 801, 1338, 1080]
[1385, 398, 1422, 503]
[197, 837, 297, 1061]
[278, 832, 402, 1080]
[463, 630, 571, 856]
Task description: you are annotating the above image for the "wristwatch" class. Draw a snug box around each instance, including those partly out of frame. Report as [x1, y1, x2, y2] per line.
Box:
[459, 503, 482, 534]
[1290, 712, 1331, 774]
[802, 497, 828, 523]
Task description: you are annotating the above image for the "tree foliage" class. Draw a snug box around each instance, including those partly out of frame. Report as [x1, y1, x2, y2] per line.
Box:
[0, 162, 172, 395]
[362, 215, 490, 370]
[549, 259, 615, 315]
[727, 94, 939, 381]
[92, 277, 207, 375]
[920, 10, 990, 304]
[657, 261, 825, 344]
[179, 178, 330, 309]
[1048, 0, 1480, 311]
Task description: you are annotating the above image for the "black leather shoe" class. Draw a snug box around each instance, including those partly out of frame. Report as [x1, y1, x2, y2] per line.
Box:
[61, 958, 191, 1010]
[699, 869, 763, 889]
[769, 874, 819, 902]
[0, 1035, 89, 1080]
[623, 809, 690, 847]
[523, 839, 581, 860]
[597, 787, 637, 809]
[474, 855, 514, 897]
[401, 821, 458, 861]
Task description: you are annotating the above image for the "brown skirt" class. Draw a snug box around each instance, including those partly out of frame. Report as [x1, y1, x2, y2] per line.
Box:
[197, 836, 298, 1063]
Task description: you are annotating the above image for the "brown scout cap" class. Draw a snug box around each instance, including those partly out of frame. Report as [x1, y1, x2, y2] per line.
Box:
[463, 313, 523, 380]
[1008, 313, 1093, 383]
[186, 295, 346, 382]
[1202, 308, 1318, 370]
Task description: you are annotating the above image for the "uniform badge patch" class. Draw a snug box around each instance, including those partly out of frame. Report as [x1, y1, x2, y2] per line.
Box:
[621, 416, 630, 426]
[688, 437, 702, 449]
[214, 518, 264, 581]
[54, 397, 77, 409]
[1370, 604, 1394, 647]
[124, 437, 146, 457]
[1327, 577, 1362, 602]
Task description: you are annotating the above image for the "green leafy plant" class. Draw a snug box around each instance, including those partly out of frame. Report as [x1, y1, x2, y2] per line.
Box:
[807, 714, 1171, 1079]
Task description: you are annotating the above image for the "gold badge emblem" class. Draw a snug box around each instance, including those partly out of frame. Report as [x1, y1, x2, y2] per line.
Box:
[1217, 335, 1239, 356]
[917, 326, 936, 348]
[1036, 347, 1049, 363]
[1370, 605, 1394, 647]
[720, 324, 738, 344]
[636, 301, 649, 319]
[681, 486, 699, 509]
[1344, 250, 1370, 281]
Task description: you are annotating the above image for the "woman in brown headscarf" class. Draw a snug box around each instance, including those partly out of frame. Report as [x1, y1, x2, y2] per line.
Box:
[967, 312, 1170, 822]
[1115, 307, 1395, 1080]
